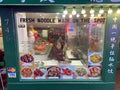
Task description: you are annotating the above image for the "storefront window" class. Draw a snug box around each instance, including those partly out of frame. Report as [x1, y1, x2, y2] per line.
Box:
[15, 12, 105, 80]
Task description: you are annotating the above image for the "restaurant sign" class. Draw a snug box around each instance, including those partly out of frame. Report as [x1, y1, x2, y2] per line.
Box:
[0, 0, 120, 4]
[19, 17, 105, 24]
[103, 13, 120, 81]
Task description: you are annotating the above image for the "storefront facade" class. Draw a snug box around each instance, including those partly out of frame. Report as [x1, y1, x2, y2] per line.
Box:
[0, 0, 120, 90]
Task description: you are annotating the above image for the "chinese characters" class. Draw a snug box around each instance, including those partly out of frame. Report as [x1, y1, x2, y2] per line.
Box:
[107, 17, 118, 74]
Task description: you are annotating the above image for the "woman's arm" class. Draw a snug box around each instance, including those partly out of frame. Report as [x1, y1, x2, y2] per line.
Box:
[53, 48, 65, 61]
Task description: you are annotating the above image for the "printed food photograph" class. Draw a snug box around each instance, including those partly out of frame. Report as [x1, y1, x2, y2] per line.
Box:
[60, 66, 75, 79]
[76, 68, 87, 77]
[21, 68, 33, 78]
[34, 68, 45, 79]
[20, 54, 34, 63]
[90, 54, 102, 63]
[62, 68, 73, 76]
[46, 66, 60, 78]
[88, 66, 101, 77]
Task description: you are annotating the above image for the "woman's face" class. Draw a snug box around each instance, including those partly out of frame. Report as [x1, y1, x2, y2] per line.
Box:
[56, 42, 61, 49]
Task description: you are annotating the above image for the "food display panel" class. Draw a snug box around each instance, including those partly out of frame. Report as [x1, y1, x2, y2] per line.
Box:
[15, 12, 105, 80]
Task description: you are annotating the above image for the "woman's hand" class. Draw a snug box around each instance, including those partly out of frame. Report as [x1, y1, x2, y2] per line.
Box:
[64, 58, 69, 61]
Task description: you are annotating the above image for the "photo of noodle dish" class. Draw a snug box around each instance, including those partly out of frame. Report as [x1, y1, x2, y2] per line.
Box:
[76, 67, 88, 77]
[46, 66, 61, 79]
[21, 67, 33, 79]
[88, 52, 102, 65]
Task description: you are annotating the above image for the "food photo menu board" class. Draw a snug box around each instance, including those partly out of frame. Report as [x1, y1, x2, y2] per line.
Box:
[15, 13, 105, 80]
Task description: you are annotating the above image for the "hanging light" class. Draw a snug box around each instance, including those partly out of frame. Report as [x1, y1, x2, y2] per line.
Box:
[69, 14, 72, 18]
[72, 7, 77, 15]
[76, 14, 80, 18]
[62, 14, 66, 18]
[83, 14, 87, 18]
[81, 6, 86, 14]
[63, 7, 68, 15]
[117, 6, 120, 14]
[91, 14, 94, 17]
[99, 6, 104, 14]
[90, 6, 95, 14]
[108, 6, 113, 14]
[98, 13, 101, 17]
[56, 12, 60, 15]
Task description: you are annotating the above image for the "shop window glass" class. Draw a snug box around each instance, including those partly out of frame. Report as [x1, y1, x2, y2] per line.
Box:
[15, 12, 105, 80]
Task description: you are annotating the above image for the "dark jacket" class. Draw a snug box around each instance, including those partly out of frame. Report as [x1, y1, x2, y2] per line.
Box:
[48, 46, 65, 61]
